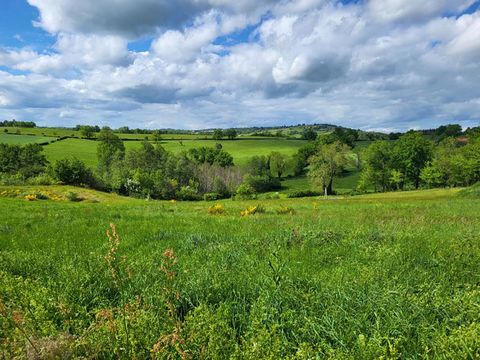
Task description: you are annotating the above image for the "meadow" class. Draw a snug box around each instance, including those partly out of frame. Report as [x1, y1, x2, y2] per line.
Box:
[1, 186, 479, 358]
[0, 133, 57, 145]
[42, 138, 307, 168]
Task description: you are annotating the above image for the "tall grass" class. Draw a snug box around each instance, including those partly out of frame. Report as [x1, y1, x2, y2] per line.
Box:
[0, 187, 479, 358]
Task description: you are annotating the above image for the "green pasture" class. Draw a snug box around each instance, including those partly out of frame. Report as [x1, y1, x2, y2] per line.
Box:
[42, 138, 307, 168]
[0, 133, 57, 145]
[0, 186, 478, 358]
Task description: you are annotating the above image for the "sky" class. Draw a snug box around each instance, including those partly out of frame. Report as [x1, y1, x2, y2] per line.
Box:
[0, 0, 480, 131]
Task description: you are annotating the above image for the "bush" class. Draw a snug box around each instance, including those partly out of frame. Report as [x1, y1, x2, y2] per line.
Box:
[52, 158, 95, 187]
[176, 186, 202, 201]
[65, 191, 82, 202]
[240, 205, 266, 217]
[243, 174, 281, 193]
[208, 204, 225, 215]
[203, 192, 219, 201]
[286, 190, 322, 198]
[235, 183, 257, 200]
[26, 173, 56, 185]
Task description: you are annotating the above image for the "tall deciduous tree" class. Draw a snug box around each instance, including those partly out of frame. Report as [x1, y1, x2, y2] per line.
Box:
[97, 128, 125, 174]
[308, 141, 350, 195]
[392, 132, 432, 189]
[269, 151, 288, 179]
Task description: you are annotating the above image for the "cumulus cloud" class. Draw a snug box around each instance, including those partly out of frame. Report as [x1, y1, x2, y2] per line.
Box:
[0, 0, 479, 130]
[27, 0, 276, 36]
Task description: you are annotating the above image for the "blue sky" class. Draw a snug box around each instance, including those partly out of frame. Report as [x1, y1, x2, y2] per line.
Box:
[0, 0, 479, 131]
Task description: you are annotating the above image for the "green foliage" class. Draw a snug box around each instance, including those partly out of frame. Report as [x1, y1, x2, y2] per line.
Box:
[392, 131, 432, 189]
[242, 174, 281, 193]
[308, 141, 351, 195]
[51, 157, 94, 186]
[286, 190, 321, 198]
[0, 143, 47, 178]
[235, 182, 257, 199]
[224, 128, 238, 140]
[212, 129, 224, 140]
[292, 142, 316, 176]
[188, 146, 234, 167]
[269, 151, 288, 179]
[301, 127, 317, 141]
[97, 128, 125, 174]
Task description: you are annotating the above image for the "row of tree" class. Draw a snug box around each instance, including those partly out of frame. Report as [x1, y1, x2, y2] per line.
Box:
[0, 120, 36, 128]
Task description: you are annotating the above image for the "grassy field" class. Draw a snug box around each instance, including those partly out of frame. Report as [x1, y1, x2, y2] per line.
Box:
[1, 186, 479, 358]
[0, 133, 57, 145]
[42, 138, 307, 168]
[0, 127, 284, 141]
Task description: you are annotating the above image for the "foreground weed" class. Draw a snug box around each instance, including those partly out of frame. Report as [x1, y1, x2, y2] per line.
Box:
[152, 249, 191, 360]
[208, 204, 225, 215]
[105, 223, 133, 358]
[240, 205, 266, 217]
[276, 206, 295, 215]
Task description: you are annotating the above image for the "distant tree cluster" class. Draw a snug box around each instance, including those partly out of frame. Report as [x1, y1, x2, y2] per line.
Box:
[212, 129, 238, 140]
[0, 144, 46, 178]
[358, 131, 480, 192]
[0, 120, 36, 128]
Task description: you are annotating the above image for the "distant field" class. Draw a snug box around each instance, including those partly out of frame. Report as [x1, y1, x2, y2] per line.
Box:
[0, 127, 78, 138]
[0, 133, 57, 145]
[42, 138, 307, 168]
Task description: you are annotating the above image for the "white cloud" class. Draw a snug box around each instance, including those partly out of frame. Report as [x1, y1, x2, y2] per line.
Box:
[0, 0, 479, 130]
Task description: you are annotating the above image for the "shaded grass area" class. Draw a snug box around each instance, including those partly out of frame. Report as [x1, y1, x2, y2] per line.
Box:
[1, 187, 479, 358]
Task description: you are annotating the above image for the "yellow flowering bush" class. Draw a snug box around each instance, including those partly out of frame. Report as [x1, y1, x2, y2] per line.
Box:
[208, 204, 225, 215]
[240, 205, 265, 217]
[24, 194, 38, 201]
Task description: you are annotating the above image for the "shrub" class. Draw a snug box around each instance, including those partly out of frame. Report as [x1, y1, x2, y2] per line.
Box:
[243, 174, 281, 193]
[208, 204, 225, 215]
[286, 190, 321, 198]
[24, 194, 37, 201]
[235, 183, 257, 200]
[240, 205, 265, 217]
[65, 191, 82, 202]
[176, 186, 201, 201]
[26, 173, 56, 185]
[52, 158, 95, 186]
[203, 192, 219, 201]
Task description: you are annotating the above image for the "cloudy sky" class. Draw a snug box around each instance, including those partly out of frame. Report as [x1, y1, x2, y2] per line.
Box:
[0, 0, 480, 131]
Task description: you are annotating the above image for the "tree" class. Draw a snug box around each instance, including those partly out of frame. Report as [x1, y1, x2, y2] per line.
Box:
[362, 140, 394, 192]
[152, 131, 162, 143]
[245, 155, 270, 176]
[97, 128, 125, 173]
[308, 141, 351, 195]
[0, 143, 46, 178]
[188, 147, 233, 167]
[225, 128, 238, 140]
[52, 158, 94, 186]
[80, 126, 95, 139]
[391, 132, 432, 189]
[269, 151, 288, 179]
[332, 128, 359, 147]
[302, 128, 317, 141]
[212, 129, 224, 140]
[292, 142, 316, 176]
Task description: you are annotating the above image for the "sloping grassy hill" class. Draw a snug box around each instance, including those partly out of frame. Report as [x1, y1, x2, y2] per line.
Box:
[1, 187, 478, 358]
[42, 138, 307, 168]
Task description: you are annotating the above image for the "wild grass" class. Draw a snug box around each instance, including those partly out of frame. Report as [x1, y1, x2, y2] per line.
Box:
[0, 187, 478, 358]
